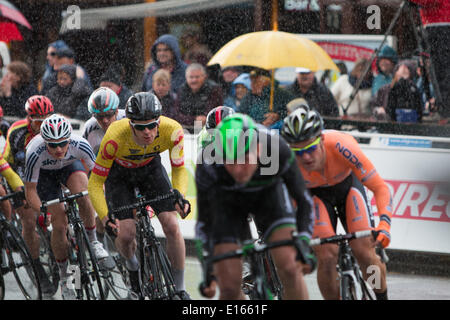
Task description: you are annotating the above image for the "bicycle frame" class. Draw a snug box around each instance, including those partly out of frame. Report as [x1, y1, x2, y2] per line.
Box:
[310, 230, 385, 300]
[41, 190, 105, 300]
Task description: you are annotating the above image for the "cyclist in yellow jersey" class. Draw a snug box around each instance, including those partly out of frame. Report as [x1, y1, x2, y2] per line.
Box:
[88, 92, 190, 299]
[0, 156, 24, 215]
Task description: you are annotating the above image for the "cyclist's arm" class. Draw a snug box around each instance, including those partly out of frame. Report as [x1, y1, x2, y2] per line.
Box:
[333, 134, 392, 246]
[24, 181, 41, 213]
[0, 157, 23, 191]
[87, 137, 116, 222]
[194, 163, 215, 255]
[282, 151, 314, 239]
[168, 125, 188, 195]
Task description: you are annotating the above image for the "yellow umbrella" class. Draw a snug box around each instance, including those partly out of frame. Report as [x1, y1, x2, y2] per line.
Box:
[208, 30, 338, 112]
[208, 30, 338, 72]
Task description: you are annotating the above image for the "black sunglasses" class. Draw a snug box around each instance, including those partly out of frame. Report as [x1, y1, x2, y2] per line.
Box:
[94, 111, 116, 120]
[49, 52, 57, 56]
[47, 140, 69, 149]
[130, 119, 159, 131]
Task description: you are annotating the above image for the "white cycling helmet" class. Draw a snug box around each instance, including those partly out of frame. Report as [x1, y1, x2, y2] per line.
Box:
[281, 106, 324, 143]
[40, 114, 72, 141]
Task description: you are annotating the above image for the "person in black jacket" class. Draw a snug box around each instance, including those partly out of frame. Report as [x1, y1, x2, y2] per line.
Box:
[0, 61, 37, 118]
[386, 60, 423, 123]
[98, 64, 133, 110]
[46, 64, 92, 120]
[286, 68, 339, 117]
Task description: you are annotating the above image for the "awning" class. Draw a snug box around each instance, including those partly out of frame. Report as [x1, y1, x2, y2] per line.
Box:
[60, 0, 253, 33]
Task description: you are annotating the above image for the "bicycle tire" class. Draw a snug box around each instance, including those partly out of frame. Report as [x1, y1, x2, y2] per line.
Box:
[340, 274, 357, 300]
[35, 225, 59, 297]
[4, 222, 42, 300]
[100, 235, 130, 300]
[0, 271, 4, 300]
[72, 225, 105, 300]
[360, 275, 377, 300]
[140, 242, 179, 300]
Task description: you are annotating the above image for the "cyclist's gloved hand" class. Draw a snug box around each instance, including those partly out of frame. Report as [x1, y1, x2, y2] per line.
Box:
[293, 234, 317, 274]
[173, 189, 191, 219]
[104, 216, 119, 238]
[375, 220, 391, 248]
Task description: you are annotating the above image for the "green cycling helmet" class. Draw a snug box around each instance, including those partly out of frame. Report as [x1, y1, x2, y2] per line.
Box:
[214, 113, 258, 161]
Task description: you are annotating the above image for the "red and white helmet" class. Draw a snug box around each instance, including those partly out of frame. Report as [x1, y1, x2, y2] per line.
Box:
[25, 95, 54, 117]
[40, 114, 72, 141]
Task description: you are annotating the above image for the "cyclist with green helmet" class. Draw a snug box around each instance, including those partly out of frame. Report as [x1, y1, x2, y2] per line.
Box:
[195, 113, 316, 300]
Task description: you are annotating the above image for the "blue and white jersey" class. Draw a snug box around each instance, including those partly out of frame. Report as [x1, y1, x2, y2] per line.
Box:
[24, 134, 96, 183]
[82, 109, 126, 155]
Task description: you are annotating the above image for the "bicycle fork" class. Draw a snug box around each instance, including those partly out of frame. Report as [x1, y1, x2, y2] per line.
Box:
[337, 240, 363, 300]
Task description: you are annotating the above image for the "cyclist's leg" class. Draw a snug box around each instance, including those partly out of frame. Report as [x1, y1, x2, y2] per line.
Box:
[65, 167, 95, 231]
[344, 178, 387, 295]
[208, 190, 250, 300]
[213, 242, 246, 300]
[267, 226, 308, 300]
[311, 196, 340, 300]
[256, 182, 308, 300]
[157, 210, 185, 289]
[16, 205, 39, 259]
[36, 169, 69, 268]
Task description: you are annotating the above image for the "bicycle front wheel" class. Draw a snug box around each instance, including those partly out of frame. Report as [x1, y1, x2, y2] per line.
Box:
[4, 222, 42, 300]
[101, 235, 129, 300]
[140, 243, 178, 300]
[0, 271, 4, 300]
[73, 226, 105, 300]
[36, 225, 59, 297]
[340, 274, 358, 300]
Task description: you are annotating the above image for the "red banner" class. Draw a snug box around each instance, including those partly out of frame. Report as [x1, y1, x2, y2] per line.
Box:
[371, 180, 450, 223]
[316, 41, 374, 62]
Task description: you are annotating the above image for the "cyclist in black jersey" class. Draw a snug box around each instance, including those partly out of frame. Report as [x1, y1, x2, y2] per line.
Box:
[195, 113, 316, 300]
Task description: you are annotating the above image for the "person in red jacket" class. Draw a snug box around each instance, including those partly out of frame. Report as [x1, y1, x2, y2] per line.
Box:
[410, 0, 450, 117]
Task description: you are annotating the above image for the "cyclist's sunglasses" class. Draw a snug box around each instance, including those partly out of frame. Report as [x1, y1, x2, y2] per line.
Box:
[130, 119, 160, 131]
[291, 136, 321, 156]
[94, 111, 116, 120]
[29, 116, 49, 122]
[47, 139, 69, 149]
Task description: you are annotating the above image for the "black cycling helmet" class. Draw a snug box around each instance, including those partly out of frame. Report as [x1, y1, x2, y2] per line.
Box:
[125, 92, 162, 121]
[206, 106, 235, 130]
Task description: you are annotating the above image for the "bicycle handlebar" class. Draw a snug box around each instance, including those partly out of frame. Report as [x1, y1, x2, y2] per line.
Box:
[0, 190, 24, 202]
[40, 190, 89, 210]
[309, 230, 389, 263]
[309, 230, 377, 246]
[110, 192, 174, 215]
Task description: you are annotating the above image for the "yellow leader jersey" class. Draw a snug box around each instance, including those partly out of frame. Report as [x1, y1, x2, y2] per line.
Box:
[0, 156, 23, 191]
[88, 116, 188, 220]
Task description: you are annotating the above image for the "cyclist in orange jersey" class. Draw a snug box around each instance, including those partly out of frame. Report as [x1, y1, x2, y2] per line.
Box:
[281, 104, 392, 300]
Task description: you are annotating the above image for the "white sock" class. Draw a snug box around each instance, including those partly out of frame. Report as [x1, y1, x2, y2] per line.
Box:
[172, 269, 185, 291]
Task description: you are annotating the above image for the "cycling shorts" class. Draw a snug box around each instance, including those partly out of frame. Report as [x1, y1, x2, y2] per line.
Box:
[309, 173, 375, 239]
[37, 160, 87, 202]
[207, 181, 297, 246]
[105, 155, 175, 220]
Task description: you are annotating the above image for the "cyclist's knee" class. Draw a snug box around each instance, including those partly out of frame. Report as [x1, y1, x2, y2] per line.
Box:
[217, 278, 242, 299]
[315, 244, 338, 268]
[278, 259, 303, 280]
[159, 212, 180, 237]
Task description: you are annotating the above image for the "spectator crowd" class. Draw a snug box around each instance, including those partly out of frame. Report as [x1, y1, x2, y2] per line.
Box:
[0, 23, 447, 139]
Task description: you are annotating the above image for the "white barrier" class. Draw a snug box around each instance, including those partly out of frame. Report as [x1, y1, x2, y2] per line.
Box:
[155, 131, 450, 254]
